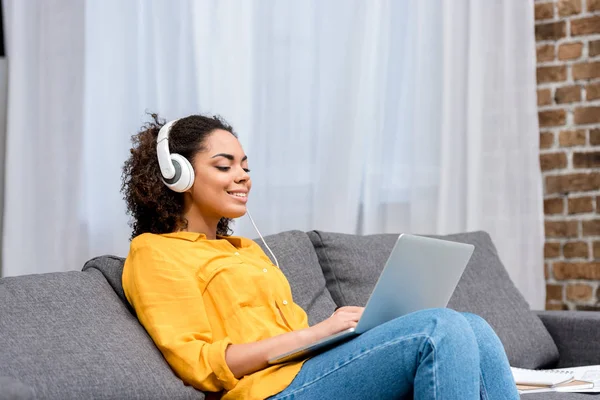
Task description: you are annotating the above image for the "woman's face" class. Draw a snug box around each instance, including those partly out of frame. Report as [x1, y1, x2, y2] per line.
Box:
[188, 129, 251, 221]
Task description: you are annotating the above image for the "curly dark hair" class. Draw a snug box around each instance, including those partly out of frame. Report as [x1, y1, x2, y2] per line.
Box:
[121, 113, 238, 240]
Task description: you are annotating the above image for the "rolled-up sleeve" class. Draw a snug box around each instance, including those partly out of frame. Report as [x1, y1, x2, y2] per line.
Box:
[122, 242, 239, 392]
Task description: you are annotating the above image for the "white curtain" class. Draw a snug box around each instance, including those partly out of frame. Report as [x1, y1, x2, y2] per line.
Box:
[2, 0, 544, 309]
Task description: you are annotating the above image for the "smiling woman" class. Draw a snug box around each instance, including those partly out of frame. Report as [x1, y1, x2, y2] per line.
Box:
[119, 113, 519, 400]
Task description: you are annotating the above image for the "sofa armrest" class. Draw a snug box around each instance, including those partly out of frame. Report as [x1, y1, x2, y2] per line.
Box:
[535, 310, 600, 368]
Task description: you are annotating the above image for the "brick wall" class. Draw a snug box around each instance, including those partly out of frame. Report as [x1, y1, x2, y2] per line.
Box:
[535, 0, 600, 310]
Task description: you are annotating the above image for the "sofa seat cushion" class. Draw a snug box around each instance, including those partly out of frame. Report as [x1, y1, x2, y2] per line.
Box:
[86, 230, 337, 327]
[0, 270, 202, 400]
[308, 230, 559, 369]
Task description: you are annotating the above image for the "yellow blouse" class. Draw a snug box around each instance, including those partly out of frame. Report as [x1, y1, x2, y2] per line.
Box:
[122, 231, 309, 400]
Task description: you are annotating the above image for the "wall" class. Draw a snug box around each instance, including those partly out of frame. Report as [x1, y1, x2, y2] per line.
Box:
[535, 0, 600, 310]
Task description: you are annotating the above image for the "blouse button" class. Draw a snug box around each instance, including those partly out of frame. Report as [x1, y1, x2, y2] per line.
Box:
[234, 252, 240, 256]
[282, 300, 288, 305]
[263, 268, 268, 273]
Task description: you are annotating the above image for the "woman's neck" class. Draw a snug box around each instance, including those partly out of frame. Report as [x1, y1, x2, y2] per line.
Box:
[182, 206, 219, 240]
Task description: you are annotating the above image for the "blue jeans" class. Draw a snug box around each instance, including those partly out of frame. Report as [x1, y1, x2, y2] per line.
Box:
[268, 308, 519, 400]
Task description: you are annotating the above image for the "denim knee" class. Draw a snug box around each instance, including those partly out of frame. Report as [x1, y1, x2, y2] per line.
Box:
[460, 312, 507, 351]
[460, 312, 492, 331]
[418, 308, 479, 348]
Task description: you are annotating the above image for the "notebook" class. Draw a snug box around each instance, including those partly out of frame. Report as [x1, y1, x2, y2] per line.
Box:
[511, 366, 598, 394]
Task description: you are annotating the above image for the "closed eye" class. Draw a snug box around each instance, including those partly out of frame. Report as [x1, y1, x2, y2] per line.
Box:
[216, 166, 251, 173]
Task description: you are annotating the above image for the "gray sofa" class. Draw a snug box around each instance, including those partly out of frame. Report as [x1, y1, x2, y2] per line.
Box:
[1, 230, 598, 400]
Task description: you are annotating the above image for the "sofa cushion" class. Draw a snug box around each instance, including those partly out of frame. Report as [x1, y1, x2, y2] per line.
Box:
[0, 270, 202, 400]
[83, 254, 130, 311]
[307, 230, 559, 369]
[253, 230, 337, 326]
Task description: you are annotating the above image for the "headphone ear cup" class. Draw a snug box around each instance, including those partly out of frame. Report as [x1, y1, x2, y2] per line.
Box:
[163, 153, 195, 193]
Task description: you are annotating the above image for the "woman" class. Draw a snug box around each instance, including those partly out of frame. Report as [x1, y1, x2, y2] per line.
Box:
[121, 114, 519, 400]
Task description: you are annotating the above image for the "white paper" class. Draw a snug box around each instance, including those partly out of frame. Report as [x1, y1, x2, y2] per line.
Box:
[510, 367, 573, 386]
[553, 365, 600, 393]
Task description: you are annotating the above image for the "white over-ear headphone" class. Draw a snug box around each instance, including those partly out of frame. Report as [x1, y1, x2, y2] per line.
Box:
[156, 120, 195, 192]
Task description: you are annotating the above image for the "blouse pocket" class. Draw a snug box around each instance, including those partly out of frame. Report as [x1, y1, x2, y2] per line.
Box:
[197, 259, 269, 318]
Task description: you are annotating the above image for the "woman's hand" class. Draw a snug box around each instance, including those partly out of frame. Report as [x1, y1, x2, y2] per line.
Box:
[226, 306, 364, 378]
[309, 306, 365, 341]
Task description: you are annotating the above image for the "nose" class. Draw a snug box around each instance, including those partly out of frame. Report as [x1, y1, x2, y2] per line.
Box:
[235, 167, 250, 183]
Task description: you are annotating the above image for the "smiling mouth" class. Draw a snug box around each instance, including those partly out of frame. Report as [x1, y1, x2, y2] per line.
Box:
[227, 192, 247, 198]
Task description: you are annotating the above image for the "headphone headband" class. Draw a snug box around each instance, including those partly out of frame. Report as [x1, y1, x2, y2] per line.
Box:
[155, 118, 195, 192]
[156, 120, 178, 180]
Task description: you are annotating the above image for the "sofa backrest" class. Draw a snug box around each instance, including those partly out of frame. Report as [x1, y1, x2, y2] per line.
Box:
[307, 230, 560, 369]
[0, 270, 202, 400]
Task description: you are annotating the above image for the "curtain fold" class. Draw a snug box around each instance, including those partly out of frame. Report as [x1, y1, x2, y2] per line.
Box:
[2, 0, 86, 277]
[2, 0, 544, 308]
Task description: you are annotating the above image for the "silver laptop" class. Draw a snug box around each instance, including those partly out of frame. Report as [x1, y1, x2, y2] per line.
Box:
[268, 233, 474, 365]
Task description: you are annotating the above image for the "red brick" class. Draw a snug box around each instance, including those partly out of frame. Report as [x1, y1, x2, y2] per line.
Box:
[559, 129, 586, 147]
[537, 66, 567, 83]
[589, 0, 600, 11]
[574, 107, 600, 125]
[593, 241, 600, 258]
[539, 109, 566, 127]
[571, 16, 600, 36]
[583, 219, 600, 236]
[590, 129, 600, 146]
[545, 220, 579, 237]
[558, 0, 582, 15]
[537, 44, 555, 62]
[536, 2, 555, 19]
[568, 196, 594, 214]
[558, 42, 583, 60]
[586, 82, 600, 101]
[546, 284, 563, 301]
[553, 262, 600, 279]
[574, 151, 600, 168]
[563, 241, 589, 257]
[540, 152, 567, 170]
[546, 302, 569, 310]
[555, 85, 581, 103]
[538, 89, 552, 106]
[536, 21, 567, 41]
[566, 283, 593, 301]
[541, 132, 554, 149]
[538, 89, 553, 106]
[545, 242, 561, 258]
[545, 262, 550, 280]
[544, 197, 564, 214]
[572, 62, 600, 80]
[590, 40, 600, 57]
[545, 173, 600, 194]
